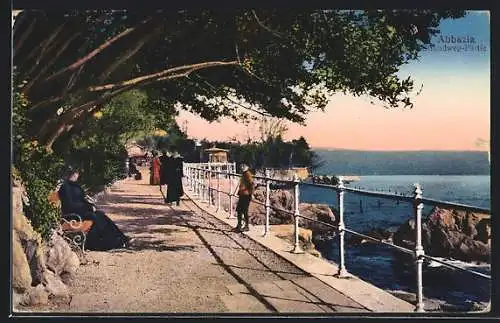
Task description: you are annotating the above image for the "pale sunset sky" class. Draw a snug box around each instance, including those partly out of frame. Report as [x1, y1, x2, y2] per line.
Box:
[176, 11, 490, 151]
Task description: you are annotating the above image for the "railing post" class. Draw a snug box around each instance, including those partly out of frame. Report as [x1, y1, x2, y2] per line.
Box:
[192, 167, 196, 195]
[209, 166, 213, 205]
[217, 171, 221, 212]
[292, 173, 303, 253]
[205, 169, 209, 204]
[193, 168, 197, 195]
[264, 169, 271, 237]
[413, 183, 425, 313]
[197, 168, 201, 198]
[228, 175, 234, 219]
[191, 166, 194, 190]
[197, 168, 201, 196]
[336, 176, 349, 277]
[201, 169, 206, 202]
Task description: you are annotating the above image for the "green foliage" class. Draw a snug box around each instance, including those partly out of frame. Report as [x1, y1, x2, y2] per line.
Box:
[13, 84, 176, 239]
[167, 134, 320, 170]
[54, 89, 174, 194]
[14, 10, 466, 147]
[13, 90, 65, 239]
[226, 136, 320, 170]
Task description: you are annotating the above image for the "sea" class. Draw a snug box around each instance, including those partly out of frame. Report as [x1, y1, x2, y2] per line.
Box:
[299, 175, 491, 311]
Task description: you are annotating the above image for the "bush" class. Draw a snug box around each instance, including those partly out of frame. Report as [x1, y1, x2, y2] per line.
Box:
[15, 142, 65, 239]
[13, 90, 66, 238]
[12, 87, 170, 239]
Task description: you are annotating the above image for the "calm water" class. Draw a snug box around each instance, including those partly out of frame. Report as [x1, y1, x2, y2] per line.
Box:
[300, 175, 491, 310]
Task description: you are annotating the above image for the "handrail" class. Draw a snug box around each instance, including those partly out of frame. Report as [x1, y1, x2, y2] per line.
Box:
[227, 182, 492, 279]
[189, 165, 490, 212]
[420, 197, 490, 214]
[184, 163, 492, 312]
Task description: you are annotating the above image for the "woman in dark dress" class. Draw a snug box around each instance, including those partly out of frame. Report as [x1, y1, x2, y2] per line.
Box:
[58, 167, 131, 251]
[166, 152, 184, 206]
[159, 150, 172, 202]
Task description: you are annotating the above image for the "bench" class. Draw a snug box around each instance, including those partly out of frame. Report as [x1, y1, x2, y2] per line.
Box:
[48, 191, 93, 252]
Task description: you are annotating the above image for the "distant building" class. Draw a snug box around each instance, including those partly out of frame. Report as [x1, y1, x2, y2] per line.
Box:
[126, 142, 147, 157]
[204, 146, 229, 163]
[125, 142, 149, 165]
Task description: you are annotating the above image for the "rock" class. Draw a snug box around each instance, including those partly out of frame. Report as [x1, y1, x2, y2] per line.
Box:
[43, 270, 70, 300]
[12, 291, 24, 310]
[272, 225, 322, 257]
[11, 179, 78, 309]
[475, 218, 491, 245]
[45, 231, 80, 277]
[298, 203, 337, 235]
[12, 232, 32, 293]
[250, 188, 337, 236]
[24, 239, 46, 286]
[394, 207, 490, 263]
[12, 185, 47, 285]
[348, 227, 394, 246]
[22, 284, 49, 306]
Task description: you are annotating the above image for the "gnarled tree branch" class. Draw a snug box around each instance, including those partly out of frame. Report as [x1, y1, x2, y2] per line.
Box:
[14, 17, 37, 55]
[98, 22, 163, 82]
[22, 32, 82, 96]
[251, 10, 284, 39]
[89, 60, 239, 92]
[43, 17, 154, 82]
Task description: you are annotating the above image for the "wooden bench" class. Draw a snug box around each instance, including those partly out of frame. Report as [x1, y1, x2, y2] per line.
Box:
[48, 191, 93, 252]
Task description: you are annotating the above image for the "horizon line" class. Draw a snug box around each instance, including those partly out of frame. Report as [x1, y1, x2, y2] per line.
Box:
[311, 147, 489, 152]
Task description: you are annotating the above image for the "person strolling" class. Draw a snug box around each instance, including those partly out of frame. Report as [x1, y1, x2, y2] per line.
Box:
[159, 150, 171, 202]
[233, 164, 255, 232]
[149, 151, 161, 185]
[166, 151, 184, 206]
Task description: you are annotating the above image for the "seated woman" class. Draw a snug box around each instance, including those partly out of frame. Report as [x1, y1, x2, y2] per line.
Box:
[58, 166, 132, 251]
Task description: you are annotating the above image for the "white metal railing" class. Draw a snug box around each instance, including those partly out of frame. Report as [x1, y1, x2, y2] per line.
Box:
[183, 163, 491, 312]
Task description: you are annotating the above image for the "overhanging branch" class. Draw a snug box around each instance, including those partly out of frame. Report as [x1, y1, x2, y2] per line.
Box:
[43, 17, 154, 82]
[89, 60, 239, 92]
[194, 74, 272, 118]
[251, 10, 284, 39]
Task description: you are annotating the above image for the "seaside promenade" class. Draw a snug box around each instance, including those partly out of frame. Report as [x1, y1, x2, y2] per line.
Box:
[42, 168, 413, 313]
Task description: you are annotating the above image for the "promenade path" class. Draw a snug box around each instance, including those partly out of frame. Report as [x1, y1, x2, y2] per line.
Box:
[48, 168, 412, 314]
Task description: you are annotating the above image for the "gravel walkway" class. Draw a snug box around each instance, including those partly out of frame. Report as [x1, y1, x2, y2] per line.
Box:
[44, 169, 365, 313]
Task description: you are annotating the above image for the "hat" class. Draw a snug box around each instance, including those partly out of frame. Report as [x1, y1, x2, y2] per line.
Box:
[65, 165, 80, 177]
[240, 164, 249, 172]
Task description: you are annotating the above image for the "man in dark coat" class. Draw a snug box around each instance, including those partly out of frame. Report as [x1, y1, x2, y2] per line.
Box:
[166, 152, 184, 206]
[58, 166, 131, 250]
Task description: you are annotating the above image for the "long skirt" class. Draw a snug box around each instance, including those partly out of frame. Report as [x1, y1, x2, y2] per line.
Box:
[150, 159, 161, 185]
[166, 176, 184, 203]
[150, 170, 161, 185]
[64, 211, 127, 251]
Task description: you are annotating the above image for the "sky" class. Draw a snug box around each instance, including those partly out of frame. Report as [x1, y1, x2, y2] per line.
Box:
[176, 11, 490, 151]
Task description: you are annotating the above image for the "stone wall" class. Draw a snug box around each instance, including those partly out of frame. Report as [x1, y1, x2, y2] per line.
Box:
[12, 180, 80, 311]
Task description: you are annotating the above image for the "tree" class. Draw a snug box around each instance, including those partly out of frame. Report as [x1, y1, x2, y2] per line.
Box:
[258, 116, 289, 143]
[13, 9, 465, 149]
